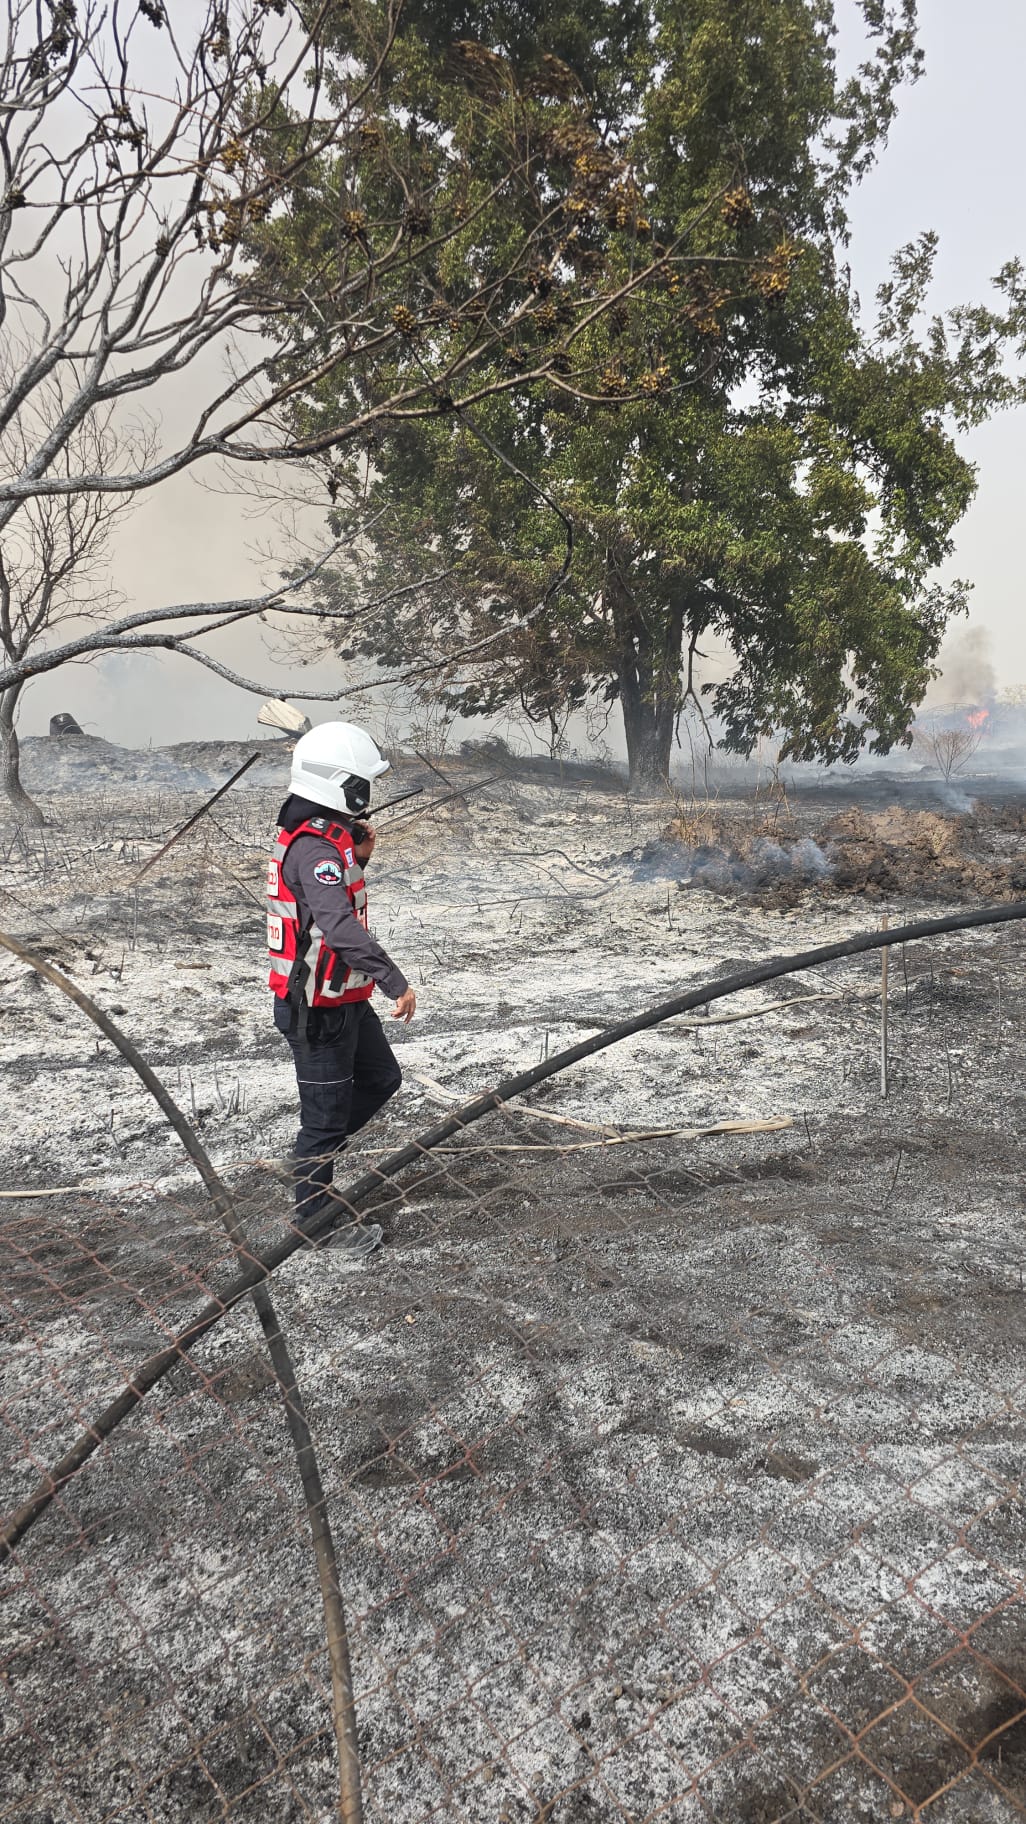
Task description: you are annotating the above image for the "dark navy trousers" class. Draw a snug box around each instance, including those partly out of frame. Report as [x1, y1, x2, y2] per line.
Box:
[274, 997, 402, 1223]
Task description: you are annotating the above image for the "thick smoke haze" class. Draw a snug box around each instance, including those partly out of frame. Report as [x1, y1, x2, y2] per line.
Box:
[18, 470, 347, 746]
[926, 626, 997, 708]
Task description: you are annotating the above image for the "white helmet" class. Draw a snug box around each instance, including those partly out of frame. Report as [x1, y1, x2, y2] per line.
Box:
[289, 720, 390, 815]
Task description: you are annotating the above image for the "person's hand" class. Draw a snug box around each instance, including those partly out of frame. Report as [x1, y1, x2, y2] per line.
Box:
[392, 987, 417, 1023]
[352, 822, 376, 862]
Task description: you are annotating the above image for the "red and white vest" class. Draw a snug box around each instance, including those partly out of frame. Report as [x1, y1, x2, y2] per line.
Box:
[267, 818, 375, 1008]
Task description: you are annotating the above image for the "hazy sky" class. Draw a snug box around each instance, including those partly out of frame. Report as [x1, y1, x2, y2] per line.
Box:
[839, 0, 1026, 702]
[18, 0, 1026, 743]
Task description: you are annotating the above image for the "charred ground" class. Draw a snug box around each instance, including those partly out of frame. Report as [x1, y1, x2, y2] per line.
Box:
[2, 745, 1026, 1823]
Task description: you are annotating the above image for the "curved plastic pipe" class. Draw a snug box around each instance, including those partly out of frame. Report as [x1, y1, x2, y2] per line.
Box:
[4, 897, 1025, 1559]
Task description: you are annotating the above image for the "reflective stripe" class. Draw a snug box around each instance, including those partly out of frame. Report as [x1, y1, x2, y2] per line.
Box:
[317, 970, 373, 1000]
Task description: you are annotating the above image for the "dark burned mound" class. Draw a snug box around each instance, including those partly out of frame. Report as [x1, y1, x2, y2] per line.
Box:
[822, 804, 1026, 902]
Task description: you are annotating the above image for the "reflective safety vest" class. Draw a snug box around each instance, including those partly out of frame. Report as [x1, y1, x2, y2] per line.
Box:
[267, 817, 375, 1011]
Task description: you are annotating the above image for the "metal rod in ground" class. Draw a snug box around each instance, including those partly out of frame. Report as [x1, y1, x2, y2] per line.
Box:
[371, 784, 424, 815]
[386, 774, 503, 829]
[881, 914, 889, 1098]
[9, 896, 1026, 1564]
[130, 752, 261, 884]
[415, 750, 469, 809]
[0, 931, 364, 1823]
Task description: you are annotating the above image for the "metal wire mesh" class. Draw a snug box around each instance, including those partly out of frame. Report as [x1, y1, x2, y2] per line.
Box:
[3, 780, 1026, 1822]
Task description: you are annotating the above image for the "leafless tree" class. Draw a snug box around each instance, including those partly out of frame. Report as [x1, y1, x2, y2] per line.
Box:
[1, 0, 391, 520]
[912, 715, 985, 781]
[0, 0, 401, 694]
[0, 0, 709, 698]
[0, 370, 154, 821]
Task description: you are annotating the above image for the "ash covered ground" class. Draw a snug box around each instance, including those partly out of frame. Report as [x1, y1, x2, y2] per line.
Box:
[2, 738, 1026, 1823]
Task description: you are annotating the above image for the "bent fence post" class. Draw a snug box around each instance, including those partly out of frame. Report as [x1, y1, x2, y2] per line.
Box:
[0, 932, 364, 1824]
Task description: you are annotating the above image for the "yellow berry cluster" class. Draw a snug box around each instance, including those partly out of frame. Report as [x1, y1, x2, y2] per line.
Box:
[204, 191, 268, 250]
[391, 305, 420, 337]
[638, 366, 671, 394]
[751, 242, 801, 307]
[721, 186, 754, 228]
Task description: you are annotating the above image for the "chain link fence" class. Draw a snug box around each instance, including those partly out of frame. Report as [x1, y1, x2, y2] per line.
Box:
[3, 778, 1026, 1823]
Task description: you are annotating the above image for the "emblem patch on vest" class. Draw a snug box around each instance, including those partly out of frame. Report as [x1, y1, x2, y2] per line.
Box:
[313, 858, 343, 886]
[267, 914, 284, 952]
[266, 860, 280, 894]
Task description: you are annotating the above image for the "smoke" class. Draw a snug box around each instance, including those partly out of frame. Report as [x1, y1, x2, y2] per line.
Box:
[930, 626, 996, 707]
[932, 782, 974, 814]
[633, 835, 833, 892]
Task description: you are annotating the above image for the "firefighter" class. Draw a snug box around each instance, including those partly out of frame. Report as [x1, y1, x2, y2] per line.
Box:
[267, 720, 416, 1255]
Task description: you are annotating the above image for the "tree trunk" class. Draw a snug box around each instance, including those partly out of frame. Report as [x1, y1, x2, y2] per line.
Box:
[621, 688, 675, 787]
[606, 554, 684, 789]
[0, 684, 45, 825]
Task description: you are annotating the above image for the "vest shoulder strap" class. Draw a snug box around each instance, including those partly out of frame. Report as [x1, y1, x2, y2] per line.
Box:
[282, 818, 354, 852]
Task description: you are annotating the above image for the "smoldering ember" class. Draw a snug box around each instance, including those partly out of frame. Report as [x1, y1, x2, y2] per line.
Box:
[3, 730, 1026, 1824]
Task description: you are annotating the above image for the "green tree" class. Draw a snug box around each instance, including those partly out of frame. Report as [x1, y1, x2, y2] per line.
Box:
[271, 1, 1026, 784]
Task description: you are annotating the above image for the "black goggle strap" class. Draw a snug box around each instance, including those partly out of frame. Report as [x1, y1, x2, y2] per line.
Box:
[342, 774, 371, 814]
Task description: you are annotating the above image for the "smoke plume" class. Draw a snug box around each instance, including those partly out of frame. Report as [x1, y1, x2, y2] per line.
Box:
[931, 625, 996, 707]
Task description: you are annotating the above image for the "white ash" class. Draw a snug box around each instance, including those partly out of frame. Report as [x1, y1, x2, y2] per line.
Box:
[1, 760, 1026, 1822]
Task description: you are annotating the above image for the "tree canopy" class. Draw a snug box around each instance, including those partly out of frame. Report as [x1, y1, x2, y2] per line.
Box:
[264, 0, 1026, 782]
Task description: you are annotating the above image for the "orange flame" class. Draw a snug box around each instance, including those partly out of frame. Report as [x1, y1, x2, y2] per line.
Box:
[966, 708, 989, 730]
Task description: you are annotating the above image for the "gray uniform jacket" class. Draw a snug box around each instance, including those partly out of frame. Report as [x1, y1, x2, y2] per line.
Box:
[282, 831, 409, 1002]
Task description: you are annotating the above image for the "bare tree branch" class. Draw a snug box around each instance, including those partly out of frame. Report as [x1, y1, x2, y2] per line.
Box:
[0, 357, 155, 812]
[0, 541, 457, 692]
[0, 0, 747, 527]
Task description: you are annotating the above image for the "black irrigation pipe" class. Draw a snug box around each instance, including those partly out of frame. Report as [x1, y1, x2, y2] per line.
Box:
[4, 898, 1026, 1562]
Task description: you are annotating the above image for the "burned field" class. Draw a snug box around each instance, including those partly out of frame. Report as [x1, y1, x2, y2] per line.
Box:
[3, 744, 1026, 1823]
